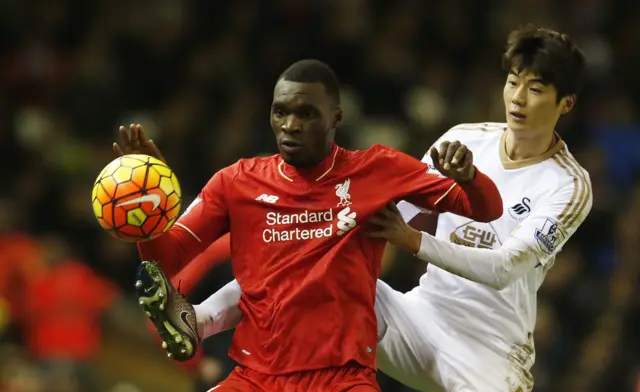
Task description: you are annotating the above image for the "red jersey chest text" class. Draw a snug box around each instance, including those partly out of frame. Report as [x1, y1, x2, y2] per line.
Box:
[234, 177, 361, 246]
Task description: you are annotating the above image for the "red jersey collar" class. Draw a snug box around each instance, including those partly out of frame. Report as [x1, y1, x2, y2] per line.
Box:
[277, 143, 342, 182]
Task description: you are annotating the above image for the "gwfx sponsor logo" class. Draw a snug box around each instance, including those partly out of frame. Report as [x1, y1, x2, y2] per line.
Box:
[450, 223, 500, 249]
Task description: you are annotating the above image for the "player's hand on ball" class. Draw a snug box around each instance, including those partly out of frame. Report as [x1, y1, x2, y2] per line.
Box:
[429, 141, 475, 183]
[113, 124, 166, 162]
[364, 202, 422, 254]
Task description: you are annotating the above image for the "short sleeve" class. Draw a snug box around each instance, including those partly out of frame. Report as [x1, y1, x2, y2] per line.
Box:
[508, 173, 592, 266]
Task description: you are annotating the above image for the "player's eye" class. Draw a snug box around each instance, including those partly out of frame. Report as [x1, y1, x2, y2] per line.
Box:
[273, 109, 286, 118]
[529, 88, 542, 94]
[507, 80, 518, 87]
[296, 106, 318, 119]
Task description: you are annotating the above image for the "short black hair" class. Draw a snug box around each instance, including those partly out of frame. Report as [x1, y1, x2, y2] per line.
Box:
[502, 24, 586, 100]
[278, 59, 340, 104]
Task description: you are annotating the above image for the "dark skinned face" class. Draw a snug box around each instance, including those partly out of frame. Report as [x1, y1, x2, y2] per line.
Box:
[270, 80, 342, 168]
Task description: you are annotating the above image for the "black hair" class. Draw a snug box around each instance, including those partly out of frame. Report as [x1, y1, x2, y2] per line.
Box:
[502, 24, 586, 100]
[278, 59, 340, 104]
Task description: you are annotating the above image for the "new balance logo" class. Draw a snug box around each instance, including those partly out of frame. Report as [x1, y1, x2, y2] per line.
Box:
[508, 197, 531, 221]
[256, 194, 279, 204]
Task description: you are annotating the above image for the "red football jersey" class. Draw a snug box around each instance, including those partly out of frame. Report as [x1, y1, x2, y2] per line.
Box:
[170, 233, 231, 295]
[138, 144, 502, 374]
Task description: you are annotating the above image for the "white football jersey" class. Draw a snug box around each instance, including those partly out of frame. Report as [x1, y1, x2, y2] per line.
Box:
[411, 122, 592, 365]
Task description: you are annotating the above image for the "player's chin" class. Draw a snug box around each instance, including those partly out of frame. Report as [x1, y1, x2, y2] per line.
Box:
[279, 149, 306, 167]
[506, 117, 527, 131]
[279, 152, 297, 165]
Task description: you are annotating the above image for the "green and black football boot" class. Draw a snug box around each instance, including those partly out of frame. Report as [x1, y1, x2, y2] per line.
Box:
[135, 261, 200, 362]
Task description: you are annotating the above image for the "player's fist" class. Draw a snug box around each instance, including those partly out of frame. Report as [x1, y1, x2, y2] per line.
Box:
[429, 140, 475, 183]
[113, 124, 166, 162]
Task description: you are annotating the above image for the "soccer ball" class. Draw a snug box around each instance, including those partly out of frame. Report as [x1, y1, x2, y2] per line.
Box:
[92, 154, 182, 241]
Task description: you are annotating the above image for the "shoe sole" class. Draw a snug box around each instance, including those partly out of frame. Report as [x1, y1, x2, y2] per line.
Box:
[136, 261, 195, 361]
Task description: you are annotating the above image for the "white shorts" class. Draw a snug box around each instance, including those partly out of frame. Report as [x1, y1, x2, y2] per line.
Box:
[375, 280, 532, 392]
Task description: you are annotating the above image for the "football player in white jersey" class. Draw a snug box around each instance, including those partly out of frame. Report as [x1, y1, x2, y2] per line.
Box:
[366, 25, 591, 391]
[160, 25, 591, 392]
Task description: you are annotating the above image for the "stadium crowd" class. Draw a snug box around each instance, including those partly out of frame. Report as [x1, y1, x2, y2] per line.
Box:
[0, 0, 639, 391]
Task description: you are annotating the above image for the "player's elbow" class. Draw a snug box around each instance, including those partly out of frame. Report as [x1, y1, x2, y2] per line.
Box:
[473, 210, 502, 223]
[480, 194, 504, 222]
[471, 203, 503, 223]
[465, 171, 504, 222]
[487, 250, 535, 290]
[487, 273, 516, 291]
[137, 227, 198, 278]
[476, 268, 518, 291]
[468, 195, 503, 223]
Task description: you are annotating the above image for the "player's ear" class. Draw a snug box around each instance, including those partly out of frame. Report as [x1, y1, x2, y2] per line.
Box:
[332, 106, 343, 130]
[559, 95, 576, 115]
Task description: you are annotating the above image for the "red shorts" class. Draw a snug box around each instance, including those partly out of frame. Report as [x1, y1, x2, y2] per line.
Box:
[207, 364, 379, 392]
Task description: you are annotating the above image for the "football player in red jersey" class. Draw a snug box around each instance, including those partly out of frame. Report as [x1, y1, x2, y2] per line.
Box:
[115, 60, 503, 392]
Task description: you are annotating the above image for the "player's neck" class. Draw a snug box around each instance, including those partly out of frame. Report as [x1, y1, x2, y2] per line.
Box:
[280, 143, 340, 182]
[504, 128, 556, 161]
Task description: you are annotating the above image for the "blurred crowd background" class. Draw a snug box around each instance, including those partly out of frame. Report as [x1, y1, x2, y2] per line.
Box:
[1, 0, 639, 391]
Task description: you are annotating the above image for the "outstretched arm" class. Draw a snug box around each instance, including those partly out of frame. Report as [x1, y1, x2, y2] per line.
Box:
[382, 142, 503, 224]
[367, 171, 592, 290]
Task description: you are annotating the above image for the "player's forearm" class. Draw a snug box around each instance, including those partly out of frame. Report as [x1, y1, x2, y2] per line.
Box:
[171, 234, 231, 294]
[193, 279, 242, 338]
[137, 225, 207, 278]
[449, 169, 503, 222]
[397, 201, 422, 222]
[415, 232, 538, 290]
